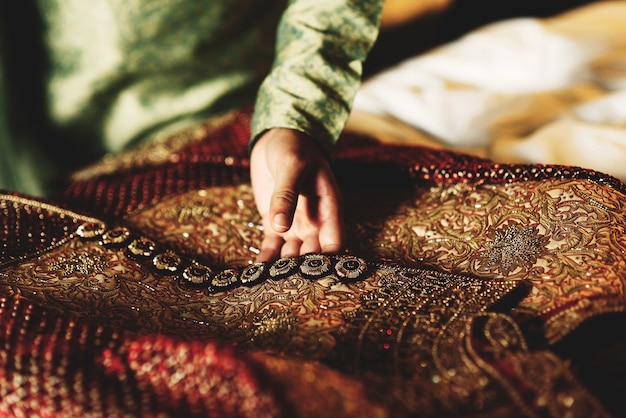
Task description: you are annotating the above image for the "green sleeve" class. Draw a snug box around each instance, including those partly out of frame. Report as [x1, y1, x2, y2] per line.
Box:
[0, 26, 16, 192]
[250, 0, 383, 157]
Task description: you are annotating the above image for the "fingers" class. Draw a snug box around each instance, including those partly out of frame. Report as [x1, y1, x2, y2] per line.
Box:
[269, 187, 298, 233]
[256, 234, 284, 263]
[256, 234, 319, 262]
[319, 218, 343, 254]
[281, 237, 304, 258]
[256, 212, 338, 263]
[316, 166, 344, 254]
[266, 150, 307, 234]
[299, 235, 321, 255]
[250, 128, 344, 262]
[258, 162, 343, 261]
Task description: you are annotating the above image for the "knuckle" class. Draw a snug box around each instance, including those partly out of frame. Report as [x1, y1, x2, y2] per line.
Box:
[273, 189, 298, 205]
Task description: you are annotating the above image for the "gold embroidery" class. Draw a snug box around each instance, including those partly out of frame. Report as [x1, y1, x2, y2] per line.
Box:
[9, 173, 626, 346]
[69, 111, 241, 181]
[0, 193, 103, 268]
[466, 313, 611, 418]
[0, 193, 103, 223]
[49, 250, 109, 277]
[117, 178, 626, 344]
[342, 178, 626, 341]
[477, 224, 549, 276]
[0, 185, 614, 416]
[125, 186, 263, 268]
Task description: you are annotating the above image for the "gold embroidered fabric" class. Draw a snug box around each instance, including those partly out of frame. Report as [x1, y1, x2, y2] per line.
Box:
[344, 177, 626, 343]
[0, 112, 624, 416]
[0, 183, 613, 417]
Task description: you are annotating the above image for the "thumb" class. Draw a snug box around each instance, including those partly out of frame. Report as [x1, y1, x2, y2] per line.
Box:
[269, 163, 304, 233]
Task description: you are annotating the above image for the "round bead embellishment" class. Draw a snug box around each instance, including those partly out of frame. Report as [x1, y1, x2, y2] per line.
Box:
[127, 238, 157, 258]
[269, 257, 300, 279]
[211, 269, 239, 291]
[181, 264, 213, 286]
[100, 227, 131, 247]
[76, 222, 107, 239]
[240, 263, 266, 286]
[152, 251, 182, 274]
[334, 255, 367, 280]
[299, 254, 331, 279]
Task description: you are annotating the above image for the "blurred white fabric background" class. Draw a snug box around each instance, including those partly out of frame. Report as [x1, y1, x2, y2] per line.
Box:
[349, 1, 626, 181]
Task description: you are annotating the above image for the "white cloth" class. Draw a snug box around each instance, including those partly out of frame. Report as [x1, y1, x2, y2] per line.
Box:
[351, 1, 626, 181]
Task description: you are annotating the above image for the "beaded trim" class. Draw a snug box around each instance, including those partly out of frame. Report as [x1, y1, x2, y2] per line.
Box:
[75, 222, 369, 293]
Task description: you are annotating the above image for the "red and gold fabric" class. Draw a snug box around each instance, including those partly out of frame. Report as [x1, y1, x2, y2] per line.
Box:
[0, 109, 622, 417]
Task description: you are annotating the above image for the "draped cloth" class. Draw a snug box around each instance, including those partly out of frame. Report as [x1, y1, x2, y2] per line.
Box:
[0, 108, 624, 417]
[350, 1, 626, 183]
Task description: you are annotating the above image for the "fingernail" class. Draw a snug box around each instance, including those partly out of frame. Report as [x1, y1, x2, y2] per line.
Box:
[272, 213, 289, 231]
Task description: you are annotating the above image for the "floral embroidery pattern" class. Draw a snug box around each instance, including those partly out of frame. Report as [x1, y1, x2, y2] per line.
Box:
[49, 250, 109, 277]
[478, 224, 549, 276]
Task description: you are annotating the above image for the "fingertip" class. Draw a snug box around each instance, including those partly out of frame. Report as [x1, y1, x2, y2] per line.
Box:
[272, 213, 291, 233]
[321, 242, 342, 254]
[319, 220, 344, 255]
[255, 249, 276, 263]
[300, 236, 321, 256]
[280, 239, 303, 259]
[256, 235, 284, 263]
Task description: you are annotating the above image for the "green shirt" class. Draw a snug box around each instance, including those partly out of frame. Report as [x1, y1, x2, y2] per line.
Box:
[0, 0, 382, 196]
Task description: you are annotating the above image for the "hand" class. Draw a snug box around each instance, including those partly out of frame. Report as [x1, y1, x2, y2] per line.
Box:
[250, 128, 344, 262]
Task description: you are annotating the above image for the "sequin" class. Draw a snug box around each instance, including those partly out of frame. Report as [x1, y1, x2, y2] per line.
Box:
[152, 251, 182, 274]
[334, 255, 367, 280]
[127, 237, 157, 259]
[49, 250, 109, 276]
[100, 227, 131, 247]
[181, 264, 213, 286]
[299, 254, 331, 279]
[76, 221, 107, 239]
[269, 257, 300, 280]
[210, 269, 239, 291]
[240, 262, 266, 286]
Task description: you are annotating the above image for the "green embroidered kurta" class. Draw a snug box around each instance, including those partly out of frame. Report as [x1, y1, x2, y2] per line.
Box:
[0, 0, 382, 196]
